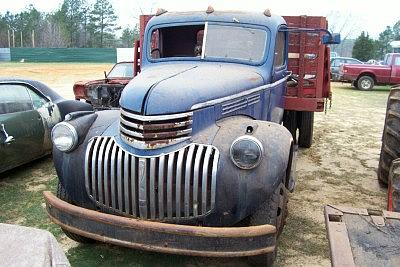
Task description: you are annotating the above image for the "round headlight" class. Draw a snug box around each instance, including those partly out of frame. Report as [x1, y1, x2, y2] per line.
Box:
[230, 136, 263, 169]
[51, 122, 78, 152]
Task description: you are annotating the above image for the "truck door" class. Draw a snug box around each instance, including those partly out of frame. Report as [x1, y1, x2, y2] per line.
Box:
[268, 30, 288, 123]
[0, 84, 45, 173]
[391, 55, 400, 84]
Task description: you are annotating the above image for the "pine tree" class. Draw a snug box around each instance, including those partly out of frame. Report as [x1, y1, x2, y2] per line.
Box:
[375, 26, 394, 59]
[120, 25, 139, 48]
[89, 0, 119, 47]
[352, 31, 375, 62]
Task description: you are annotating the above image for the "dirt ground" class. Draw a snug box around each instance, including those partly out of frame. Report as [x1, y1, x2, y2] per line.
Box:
[0, 63, 391, 266]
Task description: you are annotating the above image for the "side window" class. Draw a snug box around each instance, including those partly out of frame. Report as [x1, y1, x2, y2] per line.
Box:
[27, 88, 48, 109]
[150, 29, 160, 59]
[347, 59, 359, 64]
[394, 56, 400, 66]
[274, 31, 286, 68]
[0, 84, 33, 115]
[332, 59, 339, 67]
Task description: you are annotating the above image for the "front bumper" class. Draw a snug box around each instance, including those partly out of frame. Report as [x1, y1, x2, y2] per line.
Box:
[44, 191, 276, 257]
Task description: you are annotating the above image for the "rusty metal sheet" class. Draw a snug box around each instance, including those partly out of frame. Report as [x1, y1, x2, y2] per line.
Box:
[324, 206, 355, 267]
[326, 205, 369, 216]
[325, 205, 400, 267]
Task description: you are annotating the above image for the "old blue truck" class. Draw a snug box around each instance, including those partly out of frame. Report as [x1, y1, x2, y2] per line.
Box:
[44, 9, 338, 266]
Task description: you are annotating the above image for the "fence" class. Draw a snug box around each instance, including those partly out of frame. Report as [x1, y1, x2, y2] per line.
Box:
[8, 48, 118, 63]
[0, 48, 134, 63]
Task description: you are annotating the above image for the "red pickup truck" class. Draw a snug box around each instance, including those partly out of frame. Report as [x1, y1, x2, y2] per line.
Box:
[339, 53, 400, 90]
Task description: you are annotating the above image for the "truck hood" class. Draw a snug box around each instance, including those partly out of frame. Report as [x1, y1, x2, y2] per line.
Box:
[120, 63, 265, 115]
[74, 78, 131, 87]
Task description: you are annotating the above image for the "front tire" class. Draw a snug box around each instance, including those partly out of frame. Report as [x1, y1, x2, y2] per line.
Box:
[357, 76, 374, 90]
[248, 183, 288, 266]
[378, 88, 400, 185]
[56, 182, 95, 243]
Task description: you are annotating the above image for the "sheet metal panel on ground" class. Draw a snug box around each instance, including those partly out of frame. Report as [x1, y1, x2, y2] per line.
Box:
[325, 205, 400, 267]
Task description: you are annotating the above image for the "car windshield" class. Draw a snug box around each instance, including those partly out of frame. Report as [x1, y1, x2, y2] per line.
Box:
[108, 63, 133, 78]
[149, 24, 268, 64]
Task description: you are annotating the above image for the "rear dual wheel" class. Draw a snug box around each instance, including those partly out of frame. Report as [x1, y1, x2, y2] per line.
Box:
[283, 111, 314, 148]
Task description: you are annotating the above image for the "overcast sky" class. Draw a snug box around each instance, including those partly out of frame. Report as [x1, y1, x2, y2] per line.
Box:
[1, 0, 399, 38]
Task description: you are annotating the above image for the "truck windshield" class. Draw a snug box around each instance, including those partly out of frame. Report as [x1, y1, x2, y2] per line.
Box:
[149, 24, 267, 64]
[204, 25, 267, 63]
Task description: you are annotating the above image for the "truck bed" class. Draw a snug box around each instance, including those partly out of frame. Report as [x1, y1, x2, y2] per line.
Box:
[283, 16, 331, 112]
[325, 205, 400, 267]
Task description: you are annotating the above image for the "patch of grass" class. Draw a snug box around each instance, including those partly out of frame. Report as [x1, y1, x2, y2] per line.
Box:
[277, 214, 329, 264]
[0, 157, 61, 237]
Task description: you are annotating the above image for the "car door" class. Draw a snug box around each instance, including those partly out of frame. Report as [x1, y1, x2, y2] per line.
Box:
[26, 87, 61, 152]
[0, 84, 45, 173]
[390, 55, 400, 84]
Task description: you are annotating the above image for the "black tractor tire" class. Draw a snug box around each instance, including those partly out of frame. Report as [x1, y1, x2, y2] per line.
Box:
[378, 88, 400, 185]
[297, 111, 314, 148]
[56, 182, 95, 243]
[357, 75, 375, 90]
[248, 183, 288, 266]
[283, 110, 297, 144]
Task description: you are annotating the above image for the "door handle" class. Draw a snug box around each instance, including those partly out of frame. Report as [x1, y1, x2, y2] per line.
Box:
[1, 124, 14, 145]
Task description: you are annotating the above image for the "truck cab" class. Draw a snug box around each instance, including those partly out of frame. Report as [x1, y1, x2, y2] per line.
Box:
[44, 10, 335, 266]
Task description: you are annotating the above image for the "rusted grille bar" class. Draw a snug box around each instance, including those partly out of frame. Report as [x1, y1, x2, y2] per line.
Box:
[120, 109, 193, 149]
[85, 136, 219, 220]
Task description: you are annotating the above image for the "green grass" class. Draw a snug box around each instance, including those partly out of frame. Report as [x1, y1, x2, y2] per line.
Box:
[0, 157, 62, 237]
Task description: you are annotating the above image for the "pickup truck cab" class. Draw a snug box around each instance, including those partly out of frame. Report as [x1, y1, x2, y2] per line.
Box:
[340, 53, 400, 90]
[44, 9, 336, 266]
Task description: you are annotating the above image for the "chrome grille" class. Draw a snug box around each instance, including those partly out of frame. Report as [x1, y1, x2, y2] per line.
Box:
[120, 108, 193, 149]
[85, 136, 219, 220]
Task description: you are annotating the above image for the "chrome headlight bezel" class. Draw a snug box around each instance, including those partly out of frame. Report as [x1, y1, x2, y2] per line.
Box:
[229, 135, 264, 170]
[51, 122, 78, 152]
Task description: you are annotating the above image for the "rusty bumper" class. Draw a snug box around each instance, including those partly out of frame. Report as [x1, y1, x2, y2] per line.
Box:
[43, 191, 276, 257]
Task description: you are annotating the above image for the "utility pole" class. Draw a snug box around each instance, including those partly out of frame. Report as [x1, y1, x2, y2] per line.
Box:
[20, 32, 23, 47]
[7, 30, 10, 48]
[32, 30, 35, 48]
[12, 30, 15, 47]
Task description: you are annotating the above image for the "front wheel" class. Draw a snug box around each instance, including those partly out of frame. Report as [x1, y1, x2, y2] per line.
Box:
[357, 76, 375, 90]
[248, 183, 288, 266]
[56, 182, 95, 243]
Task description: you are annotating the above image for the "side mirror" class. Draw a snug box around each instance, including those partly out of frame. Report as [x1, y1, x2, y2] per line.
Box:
[322, 33, 341, 45]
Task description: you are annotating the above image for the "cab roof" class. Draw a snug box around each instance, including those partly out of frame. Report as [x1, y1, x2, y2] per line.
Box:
[147, 10, 286, 29]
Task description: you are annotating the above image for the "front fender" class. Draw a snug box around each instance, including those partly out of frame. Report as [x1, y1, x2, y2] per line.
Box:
[53, 110, 120, 207]
[208, 116, 293, 225]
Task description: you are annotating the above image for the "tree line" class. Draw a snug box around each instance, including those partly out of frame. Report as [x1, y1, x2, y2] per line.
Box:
[352, 21, 400, 62]
[0, 0, 139, 48]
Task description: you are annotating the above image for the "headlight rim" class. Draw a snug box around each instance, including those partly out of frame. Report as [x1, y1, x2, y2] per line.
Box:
[51, 121, 79, 152]
[229, 135, 264, 170]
